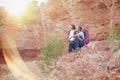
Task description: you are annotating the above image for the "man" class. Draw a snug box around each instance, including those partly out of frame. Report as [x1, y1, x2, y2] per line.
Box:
[58, 24, 76, 53]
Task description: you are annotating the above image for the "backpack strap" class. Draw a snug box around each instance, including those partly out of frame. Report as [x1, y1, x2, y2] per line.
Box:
[79, 36, 84, 41]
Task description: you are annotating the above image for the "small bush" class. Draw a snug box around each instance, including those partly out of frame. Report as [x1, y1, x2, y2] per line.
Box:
[37, 33, 65, 71]
[106, 33, 120, 53]
[114, 43, 120, 53]
[106, 33, 120, 40]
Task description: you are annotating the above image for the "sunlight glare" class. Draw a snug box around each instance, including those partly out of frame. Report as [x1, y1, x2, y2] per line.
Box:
[5, 0, 28, 15]
[3, 0, 48, 15]
[2, 35, 39, 80]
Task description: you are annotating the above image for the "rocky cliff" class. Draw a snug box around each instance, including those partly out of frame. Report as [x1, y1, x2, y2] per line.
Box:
[20, 0, 120, 49]
[0, 0, 120, 54]
[39, 0, 120, 41]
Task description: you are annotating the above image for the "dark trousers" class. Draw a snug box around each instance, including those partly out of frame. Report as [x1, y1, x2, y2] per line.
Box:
[68, 41, 75, 53]
[75, 37, 84, 49]
[74, 37, 79, 48]
[78, 39, 84, 48]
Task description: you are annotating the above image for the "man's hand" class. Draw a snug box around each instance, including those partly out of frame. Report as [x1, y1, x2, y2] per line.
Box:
[56, 23, 62, 28]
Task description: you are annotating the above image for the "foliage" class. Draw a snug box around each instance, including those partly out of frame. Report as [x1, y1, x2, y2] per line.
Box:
[37, 33, 65, 72]
[107, 0, 120, 53]
[106, 33, 120, 40]
[112, 23, 120, 53]
[113, 42, 120, 53]
[106, 32, 120, 53]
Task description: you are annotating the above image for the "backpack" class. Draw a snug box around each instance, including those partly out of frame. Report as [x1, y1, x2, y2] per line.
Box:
[83, 29, 89, 44]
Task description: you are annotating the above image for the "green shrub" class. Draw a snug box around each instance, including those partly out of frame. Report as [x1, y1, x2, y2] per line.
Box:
[106, 33, 120, 40]
[106, 33, 120, 53]
[37, 33, 65, 70]
[113, 43, 120, 53]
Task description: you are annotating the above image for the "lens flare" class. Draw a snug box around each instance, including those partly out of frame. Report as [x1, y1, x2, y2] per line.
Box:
[5, 0, 28, 15]
[2, 35, 40, 80]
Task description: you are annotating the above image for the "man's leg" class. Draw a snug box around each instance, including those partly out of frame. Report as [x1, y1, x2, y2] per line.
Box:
[68, 42, 72, 53]
[72, 42, 75, 50]
[74, 37, 79, 49]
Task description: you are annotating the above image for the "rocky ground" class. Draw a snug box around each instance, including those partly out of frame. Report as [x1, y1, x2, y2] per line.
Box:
[48, 41, 120, 80]
[0, 41, 119, 80]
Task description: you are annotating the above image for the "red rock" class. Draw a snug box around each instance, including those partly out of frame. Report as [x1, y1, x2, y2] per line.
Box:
[90, 71, 109, 80]
[49, 41, 120, 80]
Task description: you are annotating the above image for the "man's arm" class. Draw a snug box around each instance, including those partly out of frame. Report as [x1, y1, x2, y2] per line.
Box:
[57, 26, 69, 33]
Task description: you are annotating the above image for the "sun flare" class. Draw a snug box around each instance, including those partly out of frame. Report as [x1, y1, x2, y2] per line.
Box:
[2, 0, 48, 16]
[5, 0, 29, 16]
[6, 5, 25, 15]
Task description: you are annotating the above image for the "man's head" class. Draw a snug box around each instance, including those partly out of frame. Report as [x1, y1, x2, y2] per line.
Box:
[70, 24, 76, 30]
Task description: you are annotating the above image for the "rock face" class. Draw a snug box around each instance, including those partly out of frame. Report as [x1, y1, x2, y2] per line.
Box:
[48, 41, 120, 80]
[0, 0, 120, 63]
[40, 0, 120, 40]
[1, 0, 120, 50]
